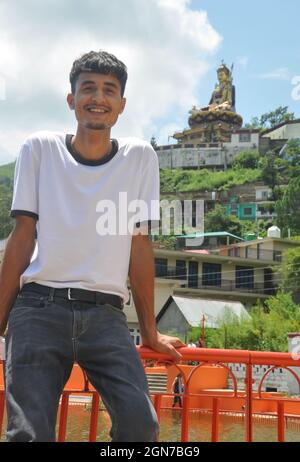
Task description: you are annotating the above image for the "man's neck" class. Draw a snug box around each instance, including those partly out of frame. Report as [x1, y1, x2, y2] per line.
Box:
[71, 127, 112, 161]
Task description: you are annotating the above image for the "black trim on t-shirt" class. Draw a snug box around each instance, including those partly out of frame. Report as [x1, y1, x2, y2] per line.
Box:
[10, 210, 39, 220]
[66, 134, 119, 166]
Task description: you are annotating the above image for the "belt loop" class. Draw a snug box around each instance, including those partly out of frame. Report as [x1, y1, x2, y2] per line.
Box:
[48, 287, 55, 302]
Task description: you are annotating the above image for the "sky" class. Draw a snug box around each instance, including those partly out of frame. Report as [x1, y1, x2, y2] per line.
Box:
[0, 0, 299, 165]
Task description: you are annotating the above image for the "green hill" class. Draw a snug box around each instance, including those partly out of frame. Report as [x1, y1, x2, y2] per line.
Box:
[0, 161, 15, 186]
[160, 168, 262, 194]
[0, 162, 15, 239]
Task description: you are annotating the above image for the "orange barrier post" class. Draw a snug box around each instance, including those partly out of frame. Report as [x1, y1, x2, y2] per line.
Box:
[277, 401, 285, 443]
[89, 392, 100, 442]
[57, 392, 70, 442]
[245, 363, 253, 442]
[0, 390, 4, 438]
[211, 398, 220, 442]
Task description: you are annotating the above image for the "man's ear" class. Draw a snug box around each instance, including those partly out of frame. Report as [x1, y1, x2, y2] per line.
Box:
[119, 97, 126, 114]
[67, 93, 75, 110]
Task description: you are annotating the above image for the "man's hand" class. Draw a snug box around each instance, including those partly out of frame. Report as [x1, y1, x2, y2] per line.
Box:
[142, 332, 186, 362]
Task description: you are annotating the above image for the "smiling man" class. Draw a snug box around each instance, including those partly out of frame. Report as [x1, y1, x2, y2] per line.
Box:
[0, 50, 185, 442]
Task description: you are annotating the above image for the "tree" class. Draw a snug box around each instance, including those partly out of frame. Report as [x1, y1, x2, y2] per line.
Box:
[258, 151, 281, 194]
[260, 106, 295, 129]
[204, 204, 243, 237]
[150, 136, 158, 149]
[246, 106, 295, 130]
[278, 245, 300, 303]
[232, 151, 260, 170]
[276, 177, 300, 236]
[0, 184, 14, 239]
[280, 139, 300, 178]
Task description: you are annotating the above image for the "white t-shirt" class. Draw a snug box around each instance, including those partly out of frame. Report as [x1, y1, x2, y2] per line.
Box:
[11, 131, 160, 303]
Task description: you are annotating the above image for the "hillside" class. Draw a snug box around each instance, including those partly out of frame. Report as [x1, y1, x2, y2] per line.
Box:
[0, 161, 15, 186]
[160, 168, 262, 194]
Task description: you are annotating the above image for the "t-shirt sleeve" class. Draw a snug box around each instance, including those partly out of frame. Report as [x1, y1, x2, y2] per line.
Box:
[134, 143, 160, 234]
[10, 140, 40, 220]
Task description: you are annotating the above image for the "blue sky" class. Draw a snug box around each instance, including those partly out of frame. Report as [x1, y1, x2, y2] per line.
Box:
[0, 0, 299, 165]
[190, 0, 300, 122]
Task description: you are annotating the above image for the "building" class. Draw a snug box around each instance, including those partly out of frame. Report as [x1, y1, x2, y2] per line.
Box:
[156, 119, 300, 171]
[218, 233, 300, 264]
[156, 129, 260, 170]
[156, 295, 250, 341]
[124, 242, 284, 344]
[262, 119, 300, 141]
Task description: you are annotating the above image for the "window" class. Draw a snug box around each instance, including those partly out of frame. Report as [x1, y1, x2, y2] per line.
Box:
[243, 207, 253, 217]
[273, 251, 282, 262]
[234, 248, 240, 257]
[176, 260, 187, 280]
[188, 261, 198, 288]
[239, 133, 251, 143]
[155, 258, 168, 277]
[236, 266, 254, 290]
[202, 263, 222, 287]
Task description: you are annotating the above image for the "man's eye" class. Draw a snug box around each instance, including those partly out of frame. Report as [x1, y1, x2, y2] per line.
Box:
[82, 87, 93, 92]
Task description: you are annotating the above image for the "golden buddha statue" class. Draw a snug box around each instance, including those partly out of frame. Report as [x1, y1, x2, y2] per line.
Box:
[185, 61, 242, 142]
[205, 62, 235, 112]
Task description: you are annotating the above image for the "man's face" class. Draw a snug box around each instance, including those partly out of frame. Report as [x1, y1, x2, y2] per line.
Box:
[67, 72, 126, 131]
[218, 70, 228, 84]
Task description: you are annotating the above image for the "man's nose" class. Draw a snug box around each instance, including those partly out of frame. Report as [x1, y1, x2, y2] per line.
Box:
[91, 88, 107, 103]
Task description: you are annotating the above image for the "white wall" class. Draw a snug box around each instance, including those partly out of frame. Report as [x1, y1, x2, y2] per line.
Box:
[263, 122, 300, 140]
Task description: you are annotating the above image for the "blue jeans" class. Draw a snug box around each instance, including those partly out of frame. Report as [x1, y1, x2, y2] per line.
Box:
[4, 288, 159, 442]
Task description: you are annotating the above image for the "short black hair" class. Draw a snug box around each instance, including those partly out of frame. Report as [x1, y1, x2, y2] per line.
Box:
[69, 50, 128, 96]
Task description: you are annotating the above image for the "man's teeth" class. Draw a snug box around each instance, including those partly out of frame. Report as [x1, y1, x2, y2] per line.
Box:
[89, 108, 107, 113]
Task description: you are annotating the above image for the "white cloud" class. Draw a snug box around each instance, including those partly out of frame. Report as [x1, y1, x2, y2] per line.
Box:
[0, 0, 221, 164]
[259, 67, 290, 81]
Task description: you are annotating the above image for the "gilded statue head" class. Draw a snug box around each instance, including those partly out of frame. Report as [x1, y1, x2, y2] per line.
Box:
[217, 63, 231, 84]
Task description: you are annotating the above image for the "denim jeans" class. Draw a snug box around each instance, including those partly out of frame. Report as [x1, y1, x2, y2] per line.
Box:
[4, 288, 159, 442]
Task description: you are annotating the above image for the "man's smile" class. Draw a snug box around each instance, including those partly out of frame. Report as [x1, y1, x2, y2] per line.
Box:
[86, 105, 110, 114]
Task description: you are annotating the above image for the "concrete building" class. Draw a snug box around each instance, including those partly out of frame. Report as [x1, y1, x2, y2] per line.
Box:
[125, 240, 287, 344]
[262, 119, 300, 141]
[156, 129, 260, 170]
[156, 119, 300, 170]
[156, 295, 250, 341]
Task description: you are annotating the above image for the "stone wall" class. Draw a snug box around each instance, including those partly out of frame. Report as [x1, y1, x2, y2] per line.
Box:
[227, 363, 291, 394]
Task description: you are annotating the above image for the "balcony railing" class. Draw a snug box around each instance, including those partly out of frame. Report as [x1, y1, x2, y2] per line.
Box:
[188, 278, 277, 295]
[155, 266, 276, 295]
[2, 348, 299, 442]
[227, 248, 282, 263]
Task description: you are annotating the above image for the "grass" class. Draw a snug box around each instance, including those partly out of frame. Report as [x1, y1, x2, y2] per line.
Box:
[160, 168, 262, 193]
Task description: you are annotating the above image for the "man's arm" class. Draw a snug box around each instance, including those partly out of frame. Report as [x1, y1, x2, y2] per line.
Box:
[128, 233, 185, 361]
[0, 216, 36, 336]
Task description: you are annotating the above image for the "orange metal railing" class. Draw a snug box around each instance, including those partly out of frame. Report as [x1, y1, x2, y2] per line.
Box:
[1, 347, 300, 442]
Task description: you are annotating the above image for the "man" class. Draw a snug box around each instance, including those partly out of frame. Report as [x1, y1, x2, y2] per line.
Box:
[172, 374, 184, 408]
[0, 50, 185, 442]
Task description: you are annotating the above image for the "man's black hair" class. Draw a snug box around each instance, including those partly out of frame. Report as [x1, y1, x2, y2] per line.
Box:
[69, 50, 128, 96]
